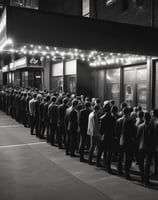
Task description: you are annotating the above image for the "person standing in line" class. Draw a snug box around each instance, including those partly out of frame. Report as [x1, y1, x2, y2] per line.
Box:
[29, 93, 37, 135]
[117, 107, 135, 179]
[58, 98, 68, 149]
[26, 92, 32, 127]
[67, 99, 78, 157]
[79, 101, 91, 162]
[87, 105, 101, 165]
[96, 102, 116, 173]
[65, 103, 73, 155]
[48, 96, 58, 146]
[41, 95, 51, 141]
[34, 94, 42, 137]
[151, 109, 158, 175]
[137, 112, 155, 186]
[38, 97, 46, 138]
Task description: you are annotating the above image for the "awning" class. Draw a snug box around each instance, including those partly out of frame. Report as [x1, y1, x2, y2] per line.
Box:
[0, 5, 158, 66]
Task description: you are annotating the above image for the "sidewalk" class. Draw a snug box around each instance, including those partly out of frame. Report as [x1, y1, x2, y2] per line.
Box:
[0, 111, 158, 200]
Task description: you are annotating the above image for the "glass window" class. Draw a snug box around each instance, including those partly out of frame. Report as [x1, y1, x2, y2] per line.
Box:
[82, 0, 90, 17]
[155, 61, 158, 109]
[51, 76, 63, 93]
[11, 0, 38, 9]
[65, 75, 76, 94]
[105, 68, 120, 107]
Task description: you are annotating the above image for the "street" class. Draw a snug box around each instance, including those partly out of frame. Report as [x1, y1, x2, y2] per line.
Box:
[0, 111, 158, 200]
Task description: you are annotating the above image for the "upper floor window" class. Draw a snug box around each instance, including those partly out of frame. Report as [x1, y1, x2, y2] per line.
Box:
[10, 0, 38, 9]
[105, 0, 117, 7]
[122, 0, 129, 11]
[82, 0, 90, 17]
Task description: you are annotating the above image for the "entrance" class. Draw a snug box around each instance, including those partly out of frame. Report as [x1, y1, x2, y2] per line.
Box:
[124, 64, 147, 110]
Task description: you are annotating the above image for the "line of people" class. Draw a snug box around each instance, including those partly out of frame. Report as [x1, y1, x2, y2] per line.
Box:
[0, 87, 158, 187]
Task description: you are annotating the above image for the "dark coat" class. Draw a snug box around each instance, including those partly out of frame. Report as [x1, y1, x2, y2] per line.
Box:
[58, 104, 68, 126]
[48, 103, 58, 124]
[79, 108, 91, 133]
[100, 113, 116, 145]
[137, 122, 155, 152]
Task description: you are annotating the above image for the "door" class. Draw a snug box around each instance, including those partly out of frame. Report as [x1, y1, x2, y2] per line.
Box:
[124, 65, 147, 109]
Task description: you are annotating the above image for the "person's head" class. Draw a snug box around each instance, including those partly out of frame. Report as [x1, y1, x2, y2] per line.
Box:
[63, 98, 68, 105]
[85, 101, 91, 109]
[37, 94, 42, 102]
[144, 112, 151, 123]
[94, 105, 100, 114]
[72, 99, 78, 108]
[120, 102, 127, 110]
[103, 102, 111, 113]
[138, 111, 144, 119]
[111, 106, 118, 115]
[46, 95, 51, 102]
[85, 97, 91, 102]
[123, 107, 130, 116]
[130, 112, 137, 123]
[137, 106, 142, 112]
[51, 96, 57, 103]
[95, 98, 101, 105]
[152, 109, 158, 119]
[33, 93, 37, 99]
[110, 100, 115, 107]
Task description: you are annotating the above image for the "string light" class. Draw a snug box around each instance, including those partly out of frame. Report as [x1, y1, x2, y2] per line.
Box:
[1, 42, 149, 67]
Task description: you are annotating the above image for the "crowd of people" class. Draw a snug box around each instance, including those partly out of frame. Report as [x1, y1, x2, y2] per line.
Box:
[0, 87, 158, 187]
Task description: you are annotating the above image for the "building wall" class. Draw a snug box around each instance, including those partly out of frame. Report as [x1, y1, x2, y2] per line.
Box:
[38, 0, 82, 16]
[90, 0, 158, 27]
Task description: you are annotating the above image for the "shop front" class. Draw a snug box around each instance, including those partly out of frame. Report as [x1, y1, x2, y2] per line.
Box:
[2, 56, 43, 89]
[0, 6, 158, 110]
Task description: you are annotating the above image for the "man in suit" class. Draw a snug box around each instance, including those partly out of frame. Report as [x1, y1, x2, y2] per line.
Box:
[41, 95, 51, 141]
[96, 102, 116, 173]
[34, 94, 42, 137]
[67, 99, 78, 157]
[58, 98, 68, 149]
[29, 93, 37, 135]
[137, 112, 155, 186]
[87, 105, 101, 165]
[79, 101, 91, 162]
[117, 107, 136, 179]
[48, 96, 58, 145]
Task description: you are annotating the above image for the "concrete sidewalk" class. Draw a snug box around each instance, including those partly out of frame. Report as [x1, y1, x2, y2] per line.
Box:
[0, 111, 158, 200]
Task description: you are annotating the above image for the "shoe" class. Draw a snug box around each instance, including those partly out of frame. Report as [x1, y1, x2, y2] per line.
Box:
[144, 181, 151, 187]
[125, 175, 131, 180]
[80, 158, 85, 162]
[96, 162, 102, 167]
[118, 171, 123, 176]
[88, 161, 93, 165]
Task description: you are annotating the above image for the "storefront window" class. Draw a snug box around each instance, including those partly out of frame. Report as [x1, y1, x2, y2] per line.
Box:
[82, 0, 90, 17]
[11, 0, 38, 9]
[51, 76, 63, 94]
[155, 61, 158, 109]
[105, 68, 120, 107]
[65, 75, 76, 94]
[124, 65, 147, 109]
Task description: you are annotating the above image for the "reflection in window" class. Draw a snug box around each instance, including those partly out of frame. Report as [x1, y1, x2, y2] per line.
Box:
[82, 0, 90, 17]
[10, 0, 38, 9]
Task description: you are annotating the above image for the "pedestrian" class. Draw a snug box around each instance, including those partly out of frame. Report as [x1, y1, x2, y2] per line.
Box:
[48, 96, 58, 145]
[96, 102, 116, 173]
[29, 93, 37, 135]
[58, 97, 68, 149]
[137, 112, 155, 186]
[79, 101, 91, 162]
[117, 107, 135, 179]
[87, 105, 101, 165]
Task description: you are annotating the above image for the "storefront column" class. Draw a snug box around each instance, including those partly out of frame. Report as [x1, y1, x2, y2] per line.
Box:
[43, 58, 51, 91]
[147, 57, 152, 111]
